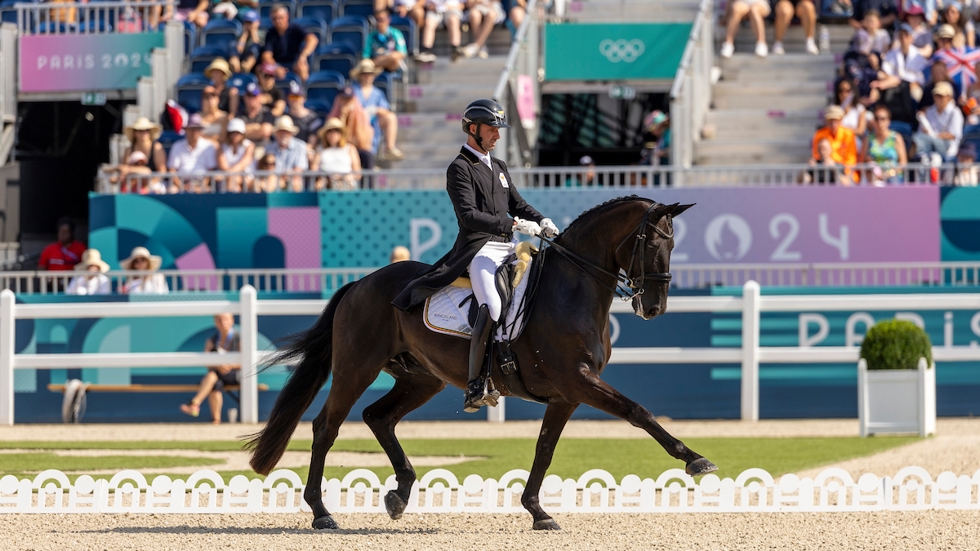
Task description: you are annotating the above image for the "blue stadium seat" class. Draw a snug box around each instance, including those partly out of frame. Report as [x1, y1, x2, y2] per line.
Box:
[306, 70, 346, 106]
[329, 15, 369, 53]
[228, 72, 258, 93]
[305, 99, 333, 120]
[202, 18, 241, 50]
[292, 15, 328, 43]
[157, 130, 183, 158]
[259, 15, 272, 31]
[391, 15, 417, 56]
[0, 0, 16, 25]
[313, 42, 359, 76]
[299, 0, 337, 26]
[183, 20, 198, 54]
[176, 73, 212, 114]
[339, 0, 374, 19]
[188, 44, 228, 73]
[259, 0, 296, 18]
[373, 71, 393, 104]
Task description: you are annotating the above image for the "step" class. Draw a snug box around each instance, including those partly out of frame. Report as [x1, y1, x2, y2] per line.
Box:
[397, 126, 464, 143]
[396, 142, 466, 159]
[719, 52, 839, 69]
[713, 94, 828, 110]
[704, 124, 821, 140]
[713, 81, 832, 96]
[694, 150, 812, 165]
[706, 108, 825, 125]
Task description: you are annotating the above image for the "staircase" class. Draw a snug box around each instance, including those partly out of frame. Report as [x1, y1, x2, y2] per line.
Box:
[696, 24, 853, 165]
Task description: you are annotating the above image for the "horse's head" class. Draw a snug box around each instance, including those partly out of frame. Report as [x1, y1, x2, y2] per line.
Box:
[617, 202, 694, 320]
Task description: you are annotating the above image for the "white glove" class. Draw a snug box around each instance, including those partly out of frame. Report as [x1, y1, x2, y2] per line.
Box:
[540, 218, 559, 238]
[513, 217, 541, 237]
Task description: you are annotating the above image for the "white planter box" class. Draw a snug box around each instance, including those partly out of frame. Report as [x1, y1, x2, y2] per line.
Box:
[858, 357, 936, 437]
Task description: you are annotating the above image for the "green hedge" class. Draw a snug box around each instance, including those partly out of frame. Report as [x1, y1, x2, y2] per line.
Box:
[860, 319, 932, 370]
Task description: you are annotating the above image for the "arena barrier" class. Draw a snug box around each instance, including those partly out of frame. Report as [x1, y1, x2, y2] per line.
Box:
[2, 466, 978, 513]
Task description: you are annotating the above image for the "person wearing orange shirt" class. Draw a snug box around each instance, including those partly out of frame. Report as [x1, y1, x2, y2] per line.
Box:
[811, 105, 858, 183]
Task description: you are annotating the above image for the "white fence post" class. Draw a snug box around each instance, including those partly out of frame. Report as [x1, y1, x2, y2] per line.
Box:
[741, 280, 760, 421]
[239, 285, 259, 424]
[0, 289, 14, 425]
[487, 397, 505, 422]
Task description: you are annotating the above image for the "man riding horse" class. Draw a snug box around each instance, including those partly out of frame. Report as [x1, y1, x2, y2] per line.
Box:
[392, 99, 559, 412]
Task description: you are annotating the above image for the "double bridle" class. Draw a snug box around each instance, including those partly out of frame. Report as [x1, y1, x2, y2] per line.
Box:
[540, 202, 674, 301]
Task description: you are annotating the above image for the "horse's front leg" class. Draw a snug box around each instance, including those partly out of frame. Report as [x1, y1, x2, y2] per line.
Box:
[559, 366, 717, 476]
[522, 402, 578, 530]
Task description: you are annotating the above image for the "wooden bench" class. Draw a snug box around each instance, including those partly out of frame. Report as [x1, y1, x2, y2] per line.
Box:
[47, 383, 270, 405]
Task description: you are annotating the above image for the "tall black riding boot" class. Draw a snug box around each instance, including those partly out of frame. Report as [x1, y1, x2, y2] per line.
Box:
[463, 304, 498, 413]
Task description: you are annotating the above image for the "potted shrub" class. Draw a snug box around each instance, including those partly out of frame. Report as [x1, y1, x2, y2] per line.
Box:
[858, 319, 936, 437]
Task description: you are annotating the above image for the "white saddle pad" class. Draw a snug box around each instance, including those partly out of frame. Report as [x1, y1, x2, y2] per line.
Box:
[424, 257, 533, 341]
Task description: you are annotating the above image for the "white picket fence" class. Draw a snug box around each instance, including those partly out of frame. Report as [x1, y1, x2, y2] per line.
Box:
[2, 466, 979, 513]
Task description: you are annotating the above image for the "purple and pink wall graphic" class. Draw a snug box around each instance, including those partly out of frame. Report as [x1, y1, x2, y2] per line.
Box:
[19, 33, 164, 93]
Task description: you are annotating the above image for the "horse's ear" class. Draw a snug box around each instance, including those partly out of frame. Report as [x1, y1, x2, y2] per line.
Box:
[670, 203, 696, 217]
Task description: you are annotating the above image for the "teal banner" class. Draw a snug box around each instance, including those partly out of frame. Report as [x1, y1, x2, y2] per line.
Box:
[543, 23, 691, 81]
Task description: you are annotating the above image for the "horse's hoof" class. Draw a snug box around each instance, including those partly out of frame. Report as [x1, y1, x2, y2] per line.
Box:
[533, 519, 561, 531]
[686, 457, 718, 476]
[384, 491, 407, 520]
[312, 515, 339, 530]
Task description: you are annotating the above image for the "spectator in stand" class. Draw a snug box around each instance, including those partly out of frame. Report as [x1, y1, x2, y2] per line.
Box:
[217, 118, 255, 192]
[365, 8, 408, 72]
[773, 0, 819, 55]
[941, 2, 974, 48]
[913, 80, 964, 162]
[953, 141, 979, 184]
[417, 0, 464, 62]
[851, 9, 891, 56]
[932, 24, 980, 100]
[855, 50, 884, 106]
[802, 137, 849, 184]
[237, 82, 275, 146]
[565, 155, 596, 187]
[314, 117, 362, 190]
[330, 87, 377, 170]
[391, 0, 427, 29]
[390, 245, 411, 263]
[863, 104, 908, 184]
[179, 313, 241, 424]
[351, 58, 404, 161]
[286, 81, 322, 149]
[812, 105, 858, 179]
[961, 60, 980, 134]
[164, 0, 209, 28]
[121, 246, 169, 295]
[507, 0, 526, 33]
[874, 24, 927, 123]
[261, 4, 318, 82]
[265, 116, 309, 191]
[123, 117, 166, 172]
[204, 58, 239, 116]
[66, 249, 112, 296]
[849, 0, 898, 29]
[255, 152, 281, 191]
[198, 85, 229, 143]
[720, 0, 771, 58]
[920, 62, 953, 112]
[462, 0, 503, 59]
[904, 5, 934, 57]
[38, 218, 86, 272]
[112, 150, 167, 194]
[639, 110, 671, 165]
[833, 77, 868, 139]
[229, 10, 262, 74]
[168, 113, 219, 192]
[256, 63, 287, 117]
[899, 0, 936, 26]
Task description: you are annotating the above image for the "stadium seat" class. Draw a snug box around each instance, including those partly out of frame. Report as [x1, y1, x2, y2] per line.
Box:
[260, 0, 296, 18]
[391, 15, 417, 56]
[0, 0, 16, 25]
[339, 0, 374, 19]
[176, 73, 212, 114]
[228, 72, 258, 94]
[259, 15, 272, 31]
[313, 42, 359, 76]
[305, 99, 333, 121]
[202, 18, 241, 50]
[306, 70, 346, 106]
[188, 44, 229, 73]
[157, 130, 183, 158]
[299, 0, 337, 27]
[292, 15, 328, 43]
[183, 20, 198, 54]
[329, 15, 369, 54]
[373, 71, 395, 104]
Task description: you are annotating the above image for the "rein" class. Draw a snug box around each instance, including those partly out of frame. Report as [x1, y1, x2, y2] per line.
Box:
[538, 202, 673, 302]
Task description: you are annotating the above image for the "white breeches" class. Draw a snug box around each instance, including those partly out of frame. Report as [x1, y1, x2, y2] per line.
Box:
[469, 240, 514, 321]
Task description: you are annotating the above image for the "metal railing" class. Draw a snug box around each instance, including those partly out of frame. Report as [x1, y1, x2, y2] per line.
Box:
[6, 263, 980, 296]
[96, 162, 980, 192]
[669, 0, 713, 169]
[493, 0, 540, 168]
[11, 0, 174, 35]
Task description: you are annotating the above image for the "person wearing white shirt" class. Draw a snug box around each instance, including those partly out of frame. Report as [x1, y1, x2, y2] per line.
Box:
[167, 113, 218, 192]
[120, 246, 170, 295]
[66, 249, 112, 295]
[913, 81, 964, 161]
[877, 24, 928, 100]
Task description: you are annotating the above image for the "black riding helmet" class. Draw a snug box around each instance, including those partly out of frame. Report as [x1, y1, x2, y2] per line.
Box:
[462, 99, 510, 152]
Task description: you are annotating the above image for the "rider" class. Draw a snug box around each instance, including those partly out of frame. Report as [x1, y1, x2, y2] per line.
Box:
[392, 99, 559, 412]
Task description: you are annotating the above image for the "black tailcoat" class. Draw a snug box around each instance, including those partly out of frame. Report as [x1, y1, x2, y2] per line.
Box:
[392, 146, 544, 311]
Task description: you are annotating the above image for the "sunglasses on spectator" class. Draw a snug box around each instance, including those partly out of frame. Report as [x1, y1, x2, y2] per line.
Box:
[838, 87, 852, 93]
[874, 116, 889, 121]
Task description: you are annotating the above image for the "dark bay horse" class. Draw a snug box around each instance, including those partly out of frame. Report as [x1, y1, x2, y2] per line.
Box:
[247, 196, 717, 530]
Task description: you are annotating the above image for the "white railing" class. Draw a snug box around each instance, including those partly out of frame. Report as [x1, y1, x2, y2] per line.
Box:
[96, 162, 976, 193]
[2, 466, 978, 514]
[5, 281, 980, 425]
[0, 267, 373, 295]
[10, 0, 174, 35]
[493, 0, 539, 168]
[669, 0, 713, 169]
[5, 263, 980, 296]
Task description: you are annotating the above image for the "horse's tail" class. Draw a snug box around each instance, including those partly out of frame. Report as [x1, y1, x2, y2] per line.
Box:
[245, 280, 357, 475]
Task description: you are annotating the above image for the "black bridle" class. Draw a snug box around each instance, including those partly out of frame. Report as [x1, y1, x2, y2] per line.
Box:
[539, 202, 674, 302]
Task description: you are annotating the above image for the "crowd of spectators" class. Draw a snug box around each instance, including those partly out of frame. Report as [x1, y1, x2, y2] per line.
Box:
[720, 0, 821, 58]
[808, 0, 980, 185]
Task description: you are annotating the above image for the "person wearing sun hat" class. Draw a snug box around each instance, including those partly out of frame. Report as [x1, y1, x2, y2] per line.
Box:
[204, 58, 238, 114]
[66, 249, 112, 296]
[265, 115, 309, 191]
[811, 104, 858, 180]
[121, 246, 169, 295]
[217, 118, 256, 192]
[351, 58, 404, 162]
[313, 117, 361, 189]
[122, 117, 166, 172]
[913, 80, 964, 162]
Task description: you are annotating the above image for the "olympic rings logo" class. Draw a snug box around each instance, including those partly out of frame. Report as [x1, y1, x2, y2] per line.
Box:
[599, 39, 645, 63]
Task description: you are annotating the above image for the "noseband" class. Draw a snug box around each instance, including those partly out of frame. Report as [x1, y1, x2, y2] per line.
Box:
[540, 202, 673, 301]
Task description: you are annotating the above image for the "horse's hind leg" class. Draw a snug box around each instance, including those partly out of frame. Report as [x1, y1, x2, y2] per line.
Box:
[362, 364, 446, 520]
[522, 402, 577, 531]
[560, 368, 717, 476]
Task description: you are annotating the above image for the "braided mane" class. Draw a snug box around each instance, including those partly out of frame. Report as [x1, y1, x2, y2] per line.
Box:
[557, 195, 654, 241]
